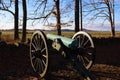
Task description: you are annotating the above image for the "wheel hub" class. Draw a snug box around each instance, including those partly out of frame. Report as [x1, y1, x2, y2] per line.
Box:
[34, 50, 42, 58]
[77, 47, 87, 55]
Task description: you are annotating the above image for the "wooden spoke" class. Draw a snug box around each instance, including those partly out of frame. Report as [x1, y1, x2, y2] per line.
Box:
[80, 56, 86, 66]
[83, 39, 89, 47]
[84, 56, 90, 63]
[81, 35, 85, 47]
[31, 43, 37, 51]
[41, 48, 46, 53]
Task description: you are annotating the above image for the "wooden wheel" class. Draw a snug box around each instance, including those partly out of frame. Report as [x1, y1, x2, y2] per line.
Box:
[72, 31, 95, 69]
[30, 31, 48, 78]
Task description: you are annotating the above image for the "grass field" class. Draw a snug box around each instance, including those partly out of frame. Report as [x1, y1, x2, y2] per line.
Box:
[0, 30, 120, 42]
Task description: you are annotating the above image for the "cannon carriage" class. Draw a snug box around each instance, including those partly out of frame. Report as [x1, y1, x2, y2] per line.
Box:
[30, 31, 95, 79]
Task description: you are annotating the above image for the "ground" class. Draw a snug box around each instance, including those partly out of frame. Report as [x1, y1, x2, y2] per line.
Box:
[0, 38, 120, 80]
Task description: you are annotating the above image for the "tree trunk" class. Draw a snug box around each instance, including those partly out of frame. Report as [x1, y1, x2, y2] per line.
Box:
[80, 0, 82, 31]
[75, 0, 79, 32]
[111, 22, 115, 37]
[55, 0, 61, 35]
[14, 0, 19, 40]
[106, 0, 115, 37]
[22, 0, 27, 42]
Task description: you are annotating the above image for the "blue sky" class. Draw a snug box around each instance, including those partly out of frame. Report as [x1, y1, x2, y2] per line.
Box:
[0, 0, 120, 31]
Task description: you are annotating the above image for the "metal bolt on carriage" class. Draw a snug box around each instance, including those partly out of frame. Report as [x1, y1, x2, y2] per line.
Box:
[30, 31, 95, 80]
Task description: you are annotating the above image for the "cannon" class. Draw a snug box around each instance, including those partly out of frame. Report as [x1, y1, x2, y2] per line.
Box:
[30, 31, 95, 79]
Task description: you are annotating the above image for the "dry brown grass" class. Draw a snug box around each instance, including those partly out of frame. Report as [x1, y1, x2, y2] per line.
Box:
[0, 30, 120, 42]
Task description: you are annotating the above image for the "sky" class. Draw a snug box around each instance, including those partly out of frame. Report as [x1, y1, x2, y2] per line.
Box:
[0, 0, 120, 31]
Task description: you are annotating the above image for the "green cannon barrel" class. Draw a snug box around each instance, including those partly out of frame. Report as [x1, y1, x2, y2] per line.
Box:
[46, 34, 78, 48]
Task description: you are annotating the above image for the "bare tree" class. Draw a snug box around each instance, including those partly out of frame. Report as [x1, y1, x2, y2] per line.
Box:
[22, 0, 27, 42]
[0, 0, 19, 39]
[28, 0, 68, 35]
[84, 0, 115, 37]
[105, 0, 115, 37]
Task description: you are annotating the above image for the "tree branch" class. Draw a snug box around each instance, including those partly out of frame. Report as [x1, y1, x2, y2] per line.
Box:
[0, 8, 14, 16]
